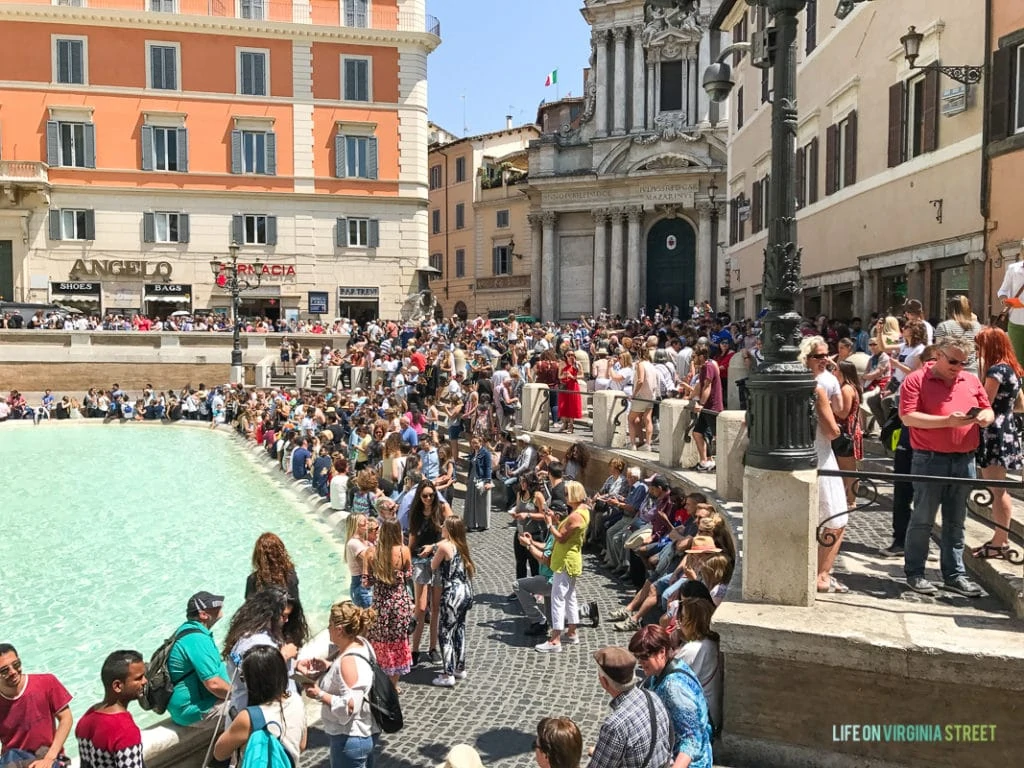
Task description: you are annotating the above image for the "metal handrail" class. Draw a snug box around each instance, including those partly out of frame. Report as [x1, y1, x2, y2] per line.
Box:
[815, 468, 1024, 574]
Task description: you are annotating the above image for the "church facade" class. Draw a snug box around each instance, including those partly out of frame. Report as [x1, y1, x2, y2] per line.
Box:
[527, 0, 727, 322]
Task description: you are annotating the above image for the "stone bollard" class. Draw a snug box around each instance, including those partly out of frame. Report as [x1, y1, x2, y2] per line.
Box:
[327, 366, 341, 389]
[658, 398, 694, 468]
[295, 365, 311, 390]
[726, 352, 749, 411]
[593, 390, 629, 449]
[521, 384, 550, 432]
[370, 367, 385, 390]
[742, 467, 819, 606]
[351, 366, 365, 391]
[255, 361, 273, 389]
[716, 411, 747, 502]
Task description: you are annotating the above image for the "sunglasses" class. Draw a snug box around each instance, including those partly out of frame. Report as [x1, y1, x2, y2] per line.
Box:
[421, 492, 435, 499]
[807, 353, 829, 360]
[0, 659, 23, 677]
[943, 355, 967, 367]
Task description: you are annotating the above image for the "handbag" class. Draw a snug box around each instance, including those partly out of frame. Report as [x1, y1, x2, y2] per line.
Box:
[997, 280, 1024, 330]
[831, 424, 854, 457]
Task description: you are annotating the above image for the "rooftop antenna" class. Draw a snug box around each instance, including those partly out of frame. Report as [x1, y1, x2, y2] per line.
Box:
[461, 94, 468, 136]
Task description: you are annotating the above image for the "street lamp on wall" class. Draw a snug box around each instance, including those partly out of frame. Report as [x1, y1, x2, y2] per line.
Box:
[899, 26, 985, 85]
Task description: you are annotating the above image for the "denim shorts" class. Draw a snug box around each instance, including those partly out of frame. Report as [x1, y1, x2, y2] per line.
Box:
[412, 557, 441, 587]
[350, 575, 373, 608]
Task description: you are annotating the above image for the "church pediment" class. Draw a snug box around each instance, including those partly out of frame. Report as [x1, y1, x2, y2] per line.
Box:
[642, 1, 705, 56]
[634, 153, 701, 172]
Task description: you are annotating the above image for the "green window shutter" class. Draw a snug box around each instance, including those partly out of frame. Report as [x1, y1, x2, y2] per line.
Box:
[266, 216, 278, 246]
[367, 136, 378, 180]
[141, 126, 154, 171]
[230, 130, 242, 174]
[46, 121, 60, 166]
[368, 219, 379, 248]
[143, 212, 156, 243]
[336, 217, 347, 247]
[232, 214, 244, 245]
[49, 210, 62, 240]
[335, 133, 347, 177]
[178, 213, 190, 243]
[177, 128, 189, 172]
[265, 132, 277, 175]
[84, 210, 96, 241]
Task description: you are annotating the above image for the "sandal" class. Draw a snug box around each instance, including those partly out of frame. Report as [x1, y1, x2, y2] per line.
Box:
[972, 542, 1011, 560]
[817, 577, 850, 594]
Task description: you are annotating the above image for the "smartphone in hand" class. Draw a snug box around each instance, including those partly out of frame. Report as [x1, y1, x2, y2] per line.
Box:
[965, 406, 982, 418]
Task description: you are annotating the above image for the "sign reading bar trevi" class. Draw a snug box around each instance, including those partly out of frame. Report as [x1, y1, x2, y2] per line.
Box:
[70, 259, 173, 280]
[545, 182, 699, 207]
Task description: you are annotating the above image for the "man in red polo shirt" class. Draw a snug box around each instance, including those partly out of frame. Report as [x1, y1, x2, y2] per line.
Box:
[899, 338, 993, 596]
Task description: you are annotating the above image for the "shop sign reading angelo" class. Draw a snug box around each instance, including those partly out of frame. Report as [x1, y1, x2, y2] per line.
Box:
[70, 259, 173, 280]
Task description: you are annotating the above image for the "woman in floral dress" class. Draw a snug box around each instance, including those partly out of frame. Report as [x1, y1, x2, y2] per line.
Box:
[974, 328, 1023, 559]
[367, 518, 414, 690]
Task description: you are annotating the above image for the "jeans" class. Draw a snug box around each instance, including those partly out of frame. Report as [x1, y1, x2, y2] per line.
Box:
[329, 733, 378, 768]
[514, 574, 552, 625]
[904, 450, 975, 581]
[891, 428, 914, 547]
[514, 533, 540, 579]
[350, 575, 373, 608]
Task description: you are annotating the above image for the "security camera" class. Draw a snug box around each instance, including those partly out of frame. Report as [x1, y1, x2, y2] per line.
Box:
[702, 61, 735, 103]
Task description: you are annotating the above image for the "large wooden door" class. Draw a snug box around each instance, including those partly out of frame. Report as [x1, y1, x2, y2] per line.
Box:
[0, 241, 13, 302]
[645, 218, 695, 314]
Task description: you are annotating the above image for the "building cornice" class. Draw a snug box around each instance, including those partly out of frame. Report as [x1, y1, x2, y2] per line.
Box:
[0, 5, 440, 51]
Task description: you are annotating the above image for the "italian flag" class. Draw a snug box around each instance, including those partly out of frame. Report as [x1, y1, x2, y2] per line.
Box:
[544, 69, 558, 87]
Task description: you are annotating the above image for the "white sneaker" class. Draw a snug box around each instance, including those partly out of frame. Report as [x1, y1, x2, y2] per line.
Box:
[562, 634, 580, 645]
[535, 641, 563, 653]
[454, 670, 468, 680]
[431, 674, 456, 687]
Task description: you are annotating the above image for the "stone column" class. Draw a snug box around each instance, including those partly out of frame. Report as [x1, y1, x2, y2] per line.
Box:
[609, 209, 625, 318]
[697, 28, 711, 126]
[658, 398, 693, 468]
[904, 261, 924, 306]
[592, 209, 609, 317]
[528, 213, 543, 321]
[646, 60, 656, 129]
[626, 206, 644, 318]
[631, 25, 646, 132]
[612, 27, 628, 136]
[542, 212, 558, 321]
[522, 383, 550, 432]
[696, 201, 714, 307]
[716, 410, 747, 502]
[593, 390, 630, 448]
[594, 30, 609, 137]
[858, 267, 875, 317]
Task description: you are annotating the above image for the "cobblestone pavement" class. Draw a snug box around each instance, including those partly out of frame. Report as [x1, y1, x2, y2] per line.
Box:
[300, 491, 643, 768]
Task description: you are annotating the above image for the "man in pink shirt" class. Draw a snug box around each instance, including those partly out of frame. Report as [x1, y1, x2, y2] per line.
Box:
[899, 338, 993, 597]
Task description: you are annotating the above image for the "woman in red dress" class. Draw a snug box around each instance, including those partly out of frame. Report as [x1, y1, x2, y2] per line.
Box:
[557, 351, 583, 433]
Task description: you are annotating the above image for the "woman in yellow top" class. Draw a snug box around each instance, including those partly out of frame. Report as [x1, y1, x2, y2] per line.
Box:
[536, 480, 591, 653]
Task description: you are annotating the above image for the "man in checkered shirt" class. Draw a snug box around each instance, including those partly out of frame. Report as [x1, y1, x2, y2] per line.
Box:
[588, 646, 673, 768]
[75, 651, 147, 768]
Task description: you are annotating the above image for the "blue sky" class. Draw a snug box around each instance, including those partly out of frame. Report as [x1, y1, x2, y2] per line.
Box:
[425, 0, 592, 135]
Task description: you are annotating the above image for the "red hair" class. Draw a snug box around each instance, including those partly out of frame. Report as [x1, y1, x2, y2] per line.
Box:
[975, 327, 1024, 378]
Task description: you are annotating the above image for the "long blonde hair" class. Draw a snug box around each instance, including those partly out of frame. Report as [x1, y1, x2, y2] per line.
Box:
[443, 516, 476, 579]
[345, 514, 367, 545]
[947, 295, 974, 330]
[372, 519, 404, 585]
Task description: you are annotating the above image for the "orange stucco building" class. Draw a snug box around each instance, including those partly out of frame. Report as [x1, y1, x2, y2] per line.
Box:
[0, 0, 439, 321]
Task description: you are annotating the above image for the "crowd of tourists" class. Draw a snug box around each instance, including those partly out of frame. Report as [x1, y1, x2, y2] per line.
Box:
[0, 309, 356, 335]
[4, 293, 1022, 768]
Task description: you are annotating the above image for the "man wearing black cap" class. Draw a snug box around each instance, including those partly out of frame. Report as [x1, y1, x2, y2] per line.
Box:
[166, 592, 230, 727]
[589, 646, 672, 768]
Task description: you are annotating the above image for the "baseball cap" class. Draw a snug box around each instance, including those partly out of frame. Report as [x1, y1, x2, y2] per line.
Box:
[592, 646, 637, 685]
[644, 473, 671, 490]
[187, 591, 224, 617]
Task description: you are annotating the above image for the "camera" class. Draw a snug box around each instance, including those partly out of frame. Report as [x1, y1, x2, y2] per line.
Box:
[702, 61, 735, 103]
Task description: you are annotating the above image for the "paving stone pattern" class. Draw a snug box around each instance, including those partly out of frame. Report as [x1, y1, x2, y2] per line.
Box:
[300, 493, 644, 768]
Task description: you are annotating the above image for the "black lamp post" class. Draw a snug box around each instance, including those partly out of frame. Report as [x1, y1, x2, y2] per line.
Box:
[705, 1, 817, 471]
[210, 242, 262, 380]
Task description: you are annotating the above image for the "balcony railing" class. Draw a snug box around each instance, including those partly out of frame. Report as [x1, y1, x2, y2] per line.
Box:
[0, 161, 48, 184]
[18, 0, 441, 36]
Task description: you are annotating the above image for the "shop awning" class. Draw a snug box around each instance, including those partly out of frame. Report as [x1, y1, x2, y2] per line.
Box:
[144, 293, 191, 303]
[51, 292, 100, 301]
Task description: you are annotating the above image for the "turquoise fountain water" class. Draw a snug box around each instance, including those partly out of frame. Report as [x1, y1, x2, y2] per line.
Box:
[0, 423, 349, 745]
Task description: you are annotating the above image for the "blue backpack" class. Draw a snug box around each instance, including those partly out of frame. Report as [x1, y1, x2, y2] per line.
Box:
[241, 705, 295, 768]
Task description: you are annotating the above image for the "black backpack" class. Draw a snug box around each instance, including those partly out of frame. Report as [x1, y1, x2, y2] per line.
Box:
[345, 648, 403, 733]
[139, 627, 204, 714]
